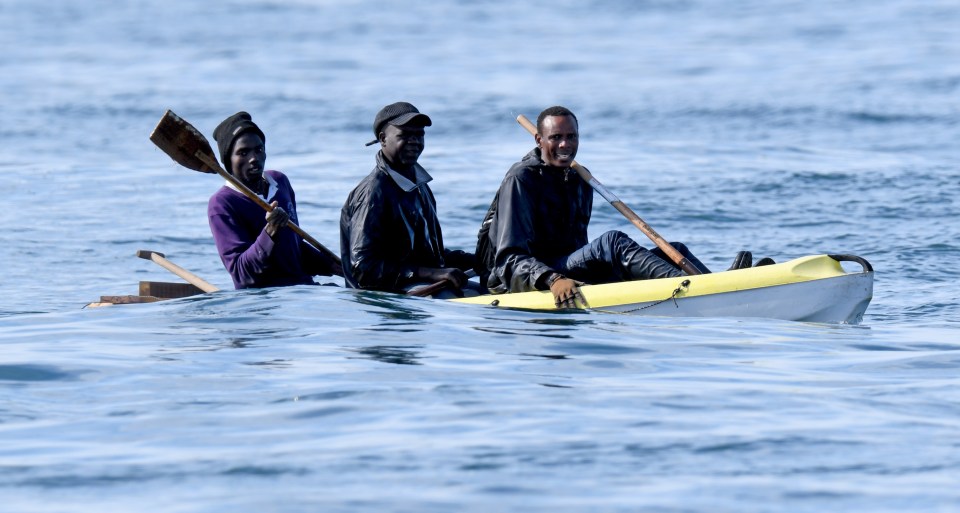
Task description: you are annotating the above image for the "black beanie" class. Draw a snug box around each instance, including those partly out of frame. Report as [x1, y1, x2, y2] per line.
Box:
[212, 112, 266, 172]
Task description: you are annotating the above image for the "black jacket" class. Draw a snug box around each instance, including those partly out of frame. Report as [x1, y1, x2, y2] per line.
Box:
[476, 148, 593, 293]
[340, 152, 473, 291]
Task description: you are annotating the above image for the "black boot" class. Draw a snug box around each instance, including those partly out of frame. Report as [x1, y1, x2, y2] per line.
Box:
[755, 257, 776, 266]
[727, 251, 752, 270]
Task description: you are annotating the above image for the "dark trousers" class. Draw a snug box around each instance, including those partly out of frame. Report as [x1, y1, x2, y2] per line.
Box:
[547, 230, 709, 285]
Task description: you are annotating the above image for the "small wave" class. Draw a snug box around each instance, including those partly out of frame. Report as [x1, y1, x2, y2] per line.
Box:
[0, 364, 80, 382]
[845, 111, 944, 125]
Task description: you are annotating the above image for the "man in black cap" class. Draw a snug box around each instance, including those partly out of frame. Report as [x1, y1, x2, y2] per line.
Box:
[208, 111, 340, 289]
[340, 102, 475, 294]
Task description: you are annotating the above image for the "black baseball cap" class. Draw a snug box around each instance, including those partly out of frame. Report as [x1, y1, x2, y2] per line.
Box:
[365, 102, 432, 146]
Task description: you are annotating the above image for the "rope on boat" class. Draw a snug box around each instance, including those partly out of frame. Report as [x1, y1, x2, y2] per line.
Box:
[594, 279, 691, 314]
[488, 278, 692, 314]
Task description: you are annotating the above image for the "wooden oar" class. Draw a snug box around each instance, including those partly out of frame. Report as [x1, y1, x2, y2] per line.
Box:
[516, 114, 702, 276]
[407, 270, 477, 298]
[136, 249, 220, 293]
[149, 110, 344, 276]
[407, 281, 448, 298]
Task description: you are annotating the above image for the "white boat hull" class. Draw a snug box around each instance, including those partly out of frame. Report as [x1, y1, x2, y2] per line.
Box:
[452, 254, 874, 324]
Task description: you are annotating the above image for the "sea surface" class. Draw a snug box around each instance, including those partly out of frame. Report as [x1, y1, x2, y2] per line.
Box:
[2, 0, 959, 511]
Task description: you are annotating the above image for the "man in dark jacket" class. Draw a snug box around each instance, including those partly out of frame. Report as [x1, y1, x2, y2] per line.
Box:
[340, 102, 475, 294]
[475, 106, 711, 308]
[208, 111, 341, 289]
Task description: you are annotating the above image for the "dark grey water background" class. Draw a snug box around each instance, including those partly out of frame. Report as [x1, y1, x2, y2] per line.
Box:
[1, 1, 958, 511]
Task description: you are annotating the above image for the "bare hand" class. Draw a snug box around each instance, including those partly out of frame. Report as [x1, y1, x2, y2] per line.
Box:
[264, 201, 289, 238]
[550, 277, 586, 309]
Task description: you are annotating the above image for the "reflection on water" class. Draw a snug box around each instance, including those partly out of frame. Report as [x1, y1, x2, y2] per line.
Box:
[345, 345, 427, 365]
[243, 359, 292, 368]
[519, 353, 569, 360]
[0, 364, 80, 382]
[222, 338, 254, 349]
[473, 325, 575, 339]
[349, 291, 434, 332]
[471, 314, 596, 339]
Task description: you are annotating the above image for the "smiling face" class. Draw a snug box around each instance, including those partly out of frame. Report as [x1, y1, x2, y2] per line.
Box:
[535, 114, 579, 168]
[229, 132, 267, 188]
[379, 123, 425, 171]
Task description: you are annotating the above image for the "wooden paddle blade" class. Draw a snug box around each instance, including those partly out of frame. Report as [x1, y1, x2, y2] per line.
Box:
[149, 110, 219, 174]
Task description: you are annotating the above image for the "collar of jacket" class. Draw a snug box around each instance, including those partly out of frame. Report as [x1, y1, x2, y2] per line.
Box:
[225, 171, 278, 200]
[527, 147, 575, 181]
[376, 151, 432, 192]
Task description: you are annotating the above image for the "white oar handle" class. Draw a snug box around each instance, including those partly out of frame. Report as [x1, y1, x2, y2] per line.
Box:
[136, 250, 220, 293]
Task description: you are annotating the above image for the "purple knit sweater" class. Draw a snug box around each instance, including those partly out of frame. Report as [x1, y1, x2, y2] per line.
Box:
[207, 170, 332, 289]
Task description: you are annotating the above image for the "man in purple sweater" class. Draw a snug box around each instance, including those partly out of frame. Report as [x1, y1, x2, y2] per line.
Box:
[207, 112, 340, 289]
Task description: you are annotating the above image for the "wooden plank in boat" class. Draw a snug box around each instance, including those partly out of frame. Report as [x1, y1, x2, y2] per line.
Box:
[139, 281, 204, 299]
[86, 295, 161, 308]
[94, 295, 163, 306]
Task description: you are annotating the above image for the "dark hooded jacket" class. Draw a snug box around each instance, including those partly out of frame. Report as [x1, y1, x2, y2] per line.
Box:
[340, 151, 474, 291]
[476, 148, 593, 293]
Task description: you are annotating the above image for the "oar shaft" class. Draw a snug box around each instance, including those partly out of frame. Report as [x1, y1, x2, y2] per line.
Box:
[136, 250, 220, 293]
[516, 115, 701, 276]
[407, 270, 477, 298]
[194, 151, 343, 267]
[406, 280, 449, 298]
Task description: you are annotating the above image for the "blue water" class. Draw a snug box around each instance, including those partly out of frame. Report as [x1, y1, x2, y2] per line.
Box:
[2, 0, 959, 511]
